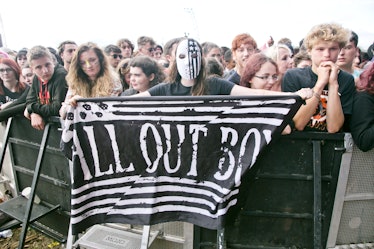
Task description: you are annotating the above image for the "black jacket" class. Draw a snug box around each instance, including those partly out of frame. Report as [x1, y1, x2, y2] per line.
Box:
[25, 64, 68, 119]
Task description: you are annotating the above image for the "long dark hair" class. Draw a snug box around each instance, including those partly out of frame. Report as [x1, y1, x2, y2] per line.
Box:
[129, 56, 165, 88]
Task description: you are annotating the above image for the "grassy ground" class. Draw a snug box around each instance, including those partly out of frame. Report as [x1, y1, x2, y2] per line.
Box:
[0, 227, 63, 249]
[0, 190, 65, 249]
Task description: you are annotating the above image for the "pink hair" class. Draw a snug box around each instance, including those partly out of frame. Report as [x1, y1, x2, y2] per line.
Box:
[357, 63, 374, 94]
[0, 50, 9, 59]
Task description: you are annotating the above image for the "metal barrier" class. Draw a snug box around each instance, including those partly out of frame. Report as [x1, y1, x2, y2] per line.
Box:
[0, 115, 70, 247]
[327, 144, 374, 248]
[0, 115, 372, 249]
[193, 131, 353, 249]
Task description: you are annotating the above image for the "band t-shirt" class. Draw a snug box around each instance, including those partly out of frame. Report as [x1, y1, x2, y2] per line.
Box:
[0, 86, 26, 106]
[282, 67, 356, 132]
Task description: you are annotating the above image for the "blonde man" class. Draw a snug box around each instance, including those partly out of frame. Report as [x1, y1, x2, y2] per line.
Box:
[282, 23, 356, 133]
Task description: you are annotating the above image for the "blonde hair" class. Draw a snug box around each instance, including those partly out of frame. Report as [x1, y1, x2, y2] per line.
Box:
[66, 42, 120, 98]
[303, 23, 350, 51]
[265, 44, 292, 62]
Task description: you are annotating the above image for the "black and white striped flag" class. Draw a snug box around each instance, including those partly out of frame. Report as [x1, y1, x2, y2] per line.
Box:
[61, 95, 302, 235]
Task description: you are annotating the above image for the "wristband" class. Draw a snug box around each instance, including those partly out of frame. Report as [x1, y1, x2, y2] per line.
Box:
[312, 91, 321, 99]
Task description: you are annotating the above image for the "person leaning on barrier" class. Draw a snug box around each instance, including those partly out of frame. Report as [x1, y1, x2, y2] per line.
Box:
[59, 42, 122, 118]
[282, 22, 356, 133]
[350, 63, 374, 152]
[24, 45, 68, 130]
[239, 52, 292, 134]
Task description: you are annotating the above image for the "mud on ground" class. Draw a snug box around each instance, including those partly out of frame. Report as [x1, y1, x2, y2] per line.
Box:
[0, 227, 63, 249]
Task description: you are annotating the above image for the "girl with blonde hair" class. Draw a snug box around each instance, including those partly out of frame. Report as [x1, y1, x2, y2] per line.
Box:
[60, 42, 122, 119]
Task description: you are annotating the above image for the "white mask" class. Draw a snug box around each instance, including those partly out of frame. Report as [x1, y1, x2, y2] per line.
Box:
[176, 39, 201, 79]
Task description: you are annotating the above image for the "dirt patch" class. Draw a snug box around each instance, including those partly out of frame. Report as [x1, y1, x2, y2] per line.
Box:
[0, 227, 63, 249]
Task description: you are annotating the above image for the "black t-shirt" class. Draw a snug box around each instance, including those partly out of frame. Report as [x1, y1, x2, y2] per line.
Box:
[148, 77, 235, 96]
[350, 91, 374, 151]
[0, 85, 27, 105]
[224, 69, 240, 85]
[282, 67, 356, 132]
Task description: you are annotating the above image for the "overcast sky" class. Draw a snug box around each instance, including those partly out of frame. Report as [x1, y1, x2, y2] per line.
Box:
[1, 0, 373, 52]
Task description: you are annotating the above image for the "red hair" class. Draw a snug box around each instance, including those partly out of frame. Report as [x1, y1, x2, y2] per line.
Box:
[0, 58, 26, 95]
[231, 33, 257, 51]
[240, 52, 279, 88]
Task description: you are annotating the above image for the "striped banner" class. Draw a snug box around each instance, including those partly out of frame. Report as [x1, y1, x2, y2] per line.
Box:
[61, 95, 302, 235]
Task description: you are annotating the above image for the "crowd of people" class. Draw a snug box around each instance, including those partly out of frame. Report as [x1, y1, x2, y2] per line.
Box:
[0, 22, 373, 151]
